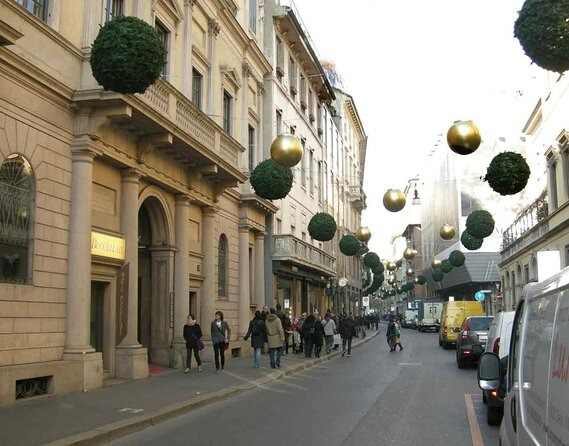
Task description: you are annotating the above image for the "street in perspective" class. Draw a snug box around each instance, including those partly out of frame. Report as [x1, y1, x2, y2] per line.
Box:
[2, 0, 569, 445]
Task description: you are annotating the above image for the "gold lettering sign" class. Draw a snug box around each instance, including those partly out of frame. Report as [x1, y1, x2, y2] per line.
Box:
[91, 232, 126, 260]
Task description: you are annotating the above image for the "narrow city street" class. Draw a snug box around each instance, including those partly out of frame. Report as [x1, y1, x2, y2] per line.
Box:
[110, 326, 499, 446]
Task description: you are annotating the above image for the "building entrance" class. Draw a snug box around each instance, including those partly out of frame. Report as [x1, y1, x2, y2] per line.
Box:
[90, 281, 110, 374]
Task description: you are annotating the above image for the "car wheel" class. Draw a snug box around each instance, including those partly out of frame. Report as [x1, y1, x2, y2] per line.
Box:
[438, 337, 443, 347]
[457, 353, 465, 369]
[487, 406, 502, 426]
[482, 392, 487, 404]
[442, 341, 449, 350]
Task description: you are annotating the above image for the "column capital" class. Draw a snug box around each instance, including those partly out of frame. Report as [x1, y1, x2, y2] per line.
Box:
[175, 193, 192, 206]
[208, 18, 221, 37]
[239, 224, 250, 233]
[255, 232, 266, 240]
[242, 61, 252, 78]
[121, 168, 142, 183]
[70, 135, 101, 160]
[257, 81, 266, 96]
[185, 0, 199, 7]
[203, 205, 218, 217]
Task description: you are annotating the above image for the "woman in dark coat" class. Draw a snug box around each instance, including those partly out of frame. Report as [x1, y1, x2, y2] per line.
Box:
[243, 310, 266, 368]
[183, 314, 203, 373]
[301, 314, 316, 358]
[313, 315, 325, 358]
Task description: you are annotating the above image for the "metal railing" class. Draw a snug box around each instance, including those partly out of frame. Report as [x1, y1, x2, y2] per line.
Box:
[502, 190, 548, 250]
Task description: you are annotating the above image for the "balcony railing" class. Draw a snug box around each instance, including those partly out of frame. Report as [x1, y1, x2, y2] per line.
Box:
[273, 234, 336, 276]
[502, 191, 548, 250]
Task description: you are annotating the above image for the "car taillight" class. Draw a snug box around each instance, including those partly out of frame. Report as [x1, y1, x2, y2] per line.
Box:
[461, 330, 468, 340]
[493, 337, 500, 354]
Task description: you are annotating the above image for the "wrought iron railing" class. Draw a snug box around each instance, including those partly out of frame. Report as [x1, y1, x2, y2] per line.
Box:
[502, 190, 548, 249]
[273, 234, 336, 275]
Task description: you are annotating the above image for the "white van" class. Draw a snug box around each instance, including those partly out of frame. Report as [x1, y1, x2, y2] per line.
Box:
[478, 267, 569, 445]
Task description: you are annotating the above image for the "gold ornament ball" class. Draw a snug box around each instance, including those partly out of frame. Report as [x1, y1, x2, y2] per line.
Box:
[432, 259, 442, 269]
[387, 276, 395, 285]
[356, 226, 372, 243]
[382, 189, 406, 212]
[406, 268, 414, 277]
[439, 224, 456, 240]
[270, 133, 303, 167]
[396, 286, 402, 294]
[403, 247, 416, 261]
[386, 261, 397, 271]
[447, 120, 481, 155]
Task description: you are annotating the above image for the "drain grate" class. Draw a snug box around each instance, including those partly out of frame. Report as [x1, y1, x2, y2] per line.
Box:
[16, 376, 51, 400]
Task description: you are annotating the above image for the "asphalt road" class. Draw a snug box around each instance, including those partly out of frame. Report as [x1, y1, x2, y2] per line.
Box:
[111, 326, 500, 446]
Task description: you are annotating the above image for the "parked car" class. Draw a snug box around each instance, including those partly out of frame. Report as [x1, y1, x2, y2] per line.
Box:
[439, 300, 484, 349]
[478, 267, 569, 445]
[456, 315, 493, 369]
[481, 311, 515, 425]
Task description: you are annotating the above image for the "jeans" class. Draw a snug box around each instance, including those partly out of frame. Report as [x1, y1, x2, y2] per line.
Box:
[253, 347, 261, 367]
[213, 342, 225, 370]
[186, 347, 202, 369]
[269, 346, 283, 367]
[342, 337, 353, 354]
[324, 335, 334, 351]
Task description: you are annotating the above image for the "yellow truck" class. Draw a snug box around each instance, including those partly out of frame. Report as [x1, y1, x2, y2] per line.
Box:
[439, 300, 484, 349]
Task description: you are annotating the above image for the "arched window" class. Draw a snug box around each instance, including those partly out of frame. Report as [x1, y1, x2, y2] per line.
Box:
[218, 234, 228, 298]
[0, 155, 34, 283]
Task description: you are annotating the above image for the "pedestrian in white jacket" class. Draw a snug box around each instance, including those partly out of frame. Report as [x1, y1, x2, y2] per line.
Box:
[322, 313, 337, 354]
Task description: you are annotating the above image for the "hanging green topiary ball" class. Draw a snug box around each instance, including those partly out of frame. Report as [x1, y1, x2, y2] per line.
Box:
[91, 16, 166, 94]
[416, 275, 427, 285]
[432, 269, 444, 282]
[372, 263, 385, 275]
[514, 0, 569, 73]
[461, 230, 483, 251]
[485, 152, 531, 196]
[250, 159, 293, 200]
[466, 210, 495, 238]
[363, 252, 381, 268]
[372, 273, 384, 285]
[448, 250, 466, 267]
[441, 259, 454, 273]
[339, 234, 361, 256]
[307, 212, 337, 241]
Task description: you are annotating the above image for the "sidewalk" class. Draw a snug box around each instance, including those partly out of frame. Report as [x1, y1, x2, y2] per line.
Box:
[0, 329, 380, 446]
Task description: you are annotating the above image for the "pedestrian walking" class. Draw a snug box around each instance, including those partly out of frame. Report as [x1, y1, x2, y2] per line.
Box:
[339, 314, 356, 357]
[265, 308, 285, 368]
[243, 310, 266, 368]
[322, 312, 337, 354]
[313, 315, 325, 358]
[210, 311, 231, 373]
[394, 317, 404, 351]
[301, 314, 316, 358]
[183, 314, 203, 373]
[386, 317, 398, 352]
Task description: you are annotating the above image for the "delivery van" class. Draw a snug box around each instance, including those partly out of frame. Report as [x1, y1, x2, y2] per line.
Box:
[439, 300, 484, 349]
[478, 267, 569, 445]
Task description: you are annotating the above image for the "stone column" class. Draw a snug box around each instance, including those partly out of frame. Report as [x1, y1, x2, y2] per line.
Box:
[255, 232, 265, 310]
[238, 225, 251, 337]
[181, 1, 196, 96]
[241, 63, 251, 171]
[200, 207, 217, 337]
[63, 140, 102, 390]
[207, 19, 220, 115]
[173, 195, 191, 356]
[116, 169, 148, 380]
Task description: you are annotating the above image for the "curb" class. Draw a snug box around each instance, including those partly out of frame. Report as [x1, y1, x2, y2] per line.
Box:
[44, 331, 379, 445]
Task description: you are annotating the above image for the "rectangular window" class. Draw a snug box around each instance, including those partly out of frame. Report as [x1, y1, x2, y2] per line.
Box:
[562, 149, 569, 200]
[276, 110, 282, 134]
[248, 125, 255, 172]
[318, 161, 323, 202]
[155, 21, 169, 77]
[565, 244, 569, 267]
[249, 0, 257, 34]
[16, 0, 48, 21]
[289, 57, 297, 98]
[290, 205, 296, 234]
[290, 125, 295, 136]
[275, 217, 282, 234]
[300, 75, 307, 110]
[192, 69, 203, 110]
[309, 150, 314, 195]
[105, 0, 123, 22]
[301, 139, 307, 188]
[548, 158, 559, 211]
[223, 90, 232, 133]
[276, 37, 284, 81]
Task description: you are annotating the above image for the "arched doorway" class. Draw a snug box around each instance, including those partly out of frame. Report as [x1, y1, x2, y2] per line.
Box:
[138, 197, 174, 366]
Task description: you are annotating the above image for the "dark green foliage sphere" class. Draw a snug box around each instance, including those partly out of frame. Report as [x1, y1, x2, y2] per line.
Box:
[461, 230, 483, 251]
[514, 0, 569, 73]
[307, 212, 337, 241]
[406, 282, 415, 290]
[485, 152, 531, 195]
[432, 269, 444, 282]
[250, 159, 293, 200]
[466, 210, 495, 239]
[416, 275, 427, 285]
[363, 252, 381, 268]
[441, 259, 454, 273]
[372, 263, 385, 275]
[91, 16, 166, 94]
[339, 234, 361, 256]
[448, 250, 466, 267]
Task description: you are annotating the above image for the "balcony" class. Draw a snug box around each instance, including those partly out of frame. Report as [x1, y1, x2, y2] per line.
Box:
[72, 78, 246, 186]
[273, 234, 336, 276]
[348, 185, 366, 209]
[502, 191, 548, 251]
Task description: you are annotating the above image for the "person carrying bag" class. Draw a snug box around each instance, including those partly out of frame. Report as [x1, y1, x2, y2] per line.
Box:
[210, 311, 231, 373]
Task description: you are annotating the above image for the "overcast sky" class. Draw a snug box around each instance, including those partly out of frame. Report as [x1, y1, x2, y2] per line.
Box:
[295, 0, 549, 256]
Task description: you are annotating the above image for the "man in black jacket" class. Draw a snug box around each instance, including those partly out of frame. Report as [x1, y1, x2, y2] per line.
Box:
[339, 314, 356, 357]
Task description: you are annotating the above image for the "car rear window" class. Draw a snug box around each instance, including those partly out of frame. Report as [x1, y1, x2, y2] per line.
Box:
[469, 317, 493, 330]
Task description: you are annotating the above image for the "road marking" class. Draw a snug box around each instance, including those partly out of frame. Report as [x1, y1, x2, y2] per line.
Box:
[465, 394, 484, 446]
[398, 362, 422, 366]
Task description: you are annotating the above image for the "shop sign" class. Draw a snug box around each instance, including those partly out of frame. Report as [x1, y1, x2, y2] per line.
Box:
[91, 231, 126, 260]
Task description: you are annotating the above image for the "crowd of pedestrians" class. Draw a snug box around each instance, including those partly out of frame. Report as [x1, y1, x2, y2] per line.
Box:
[183, 308, 385, 373]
